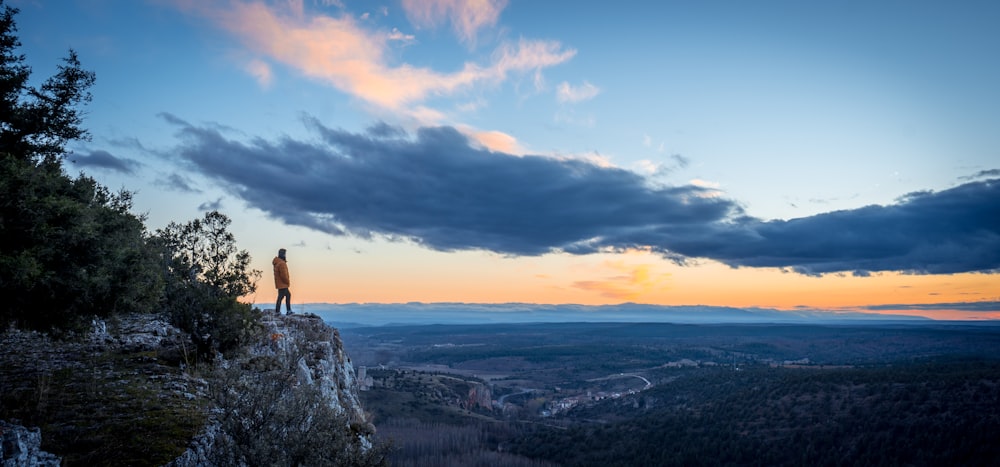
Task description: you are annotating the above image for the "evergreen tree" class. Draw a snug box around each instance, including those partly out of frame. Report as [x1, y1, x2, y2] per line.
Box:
[0, 1, 94, 164]
[0, 1, 160, 331]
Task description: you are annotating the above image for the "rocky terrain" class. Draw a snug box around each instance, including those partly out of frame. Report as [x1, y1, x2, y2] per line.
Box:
[1, 311, 380, 466]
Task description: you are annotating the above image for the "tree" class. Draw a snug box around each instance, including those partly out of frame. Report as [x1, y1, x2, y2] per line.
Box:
[0, 162, 163, 330]
[1, 1, 94, 164]
[156, 210, 258, 299]
[155, 211, 262, 356]
[0, 1, 160, 331]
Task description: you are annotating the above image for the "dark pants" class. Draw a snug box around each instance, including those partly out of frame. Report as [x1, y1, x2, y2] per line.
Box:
[275, 288, 291, 312]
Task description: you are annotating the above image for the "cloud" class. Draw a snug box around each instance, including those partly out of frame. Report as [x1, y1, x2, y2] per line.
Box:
[198, 198, 223, 211]
[155, 173, 200, 193]
[245, 58, 273, 88]
[573, 262, 671, 300]
[635, 153, 691, 178]
[459, 126, 523, 154]
[556, 81, 600, 103]
[165, 115, 739, 254]
[401, 0, 508, 45]
[175, 1, 572, 112]
[960, 168, 1000, 180]
[387, 27, 415, 42]
[710, 181, 1000, 275]
[70, 149, 141, 174]
[163, 115, 1000, 276]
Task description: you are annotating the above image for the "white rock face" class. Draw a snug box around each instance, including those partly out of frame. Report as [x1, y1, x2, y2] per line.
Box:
[0, 420, 61, 467]
[256, 312, 368, 421]
[167, 311, 374, 465]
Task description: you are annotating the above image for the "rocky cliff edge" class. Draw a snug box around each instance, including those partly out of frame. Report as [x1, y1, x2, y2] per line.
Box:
[0, 311, 379, 466]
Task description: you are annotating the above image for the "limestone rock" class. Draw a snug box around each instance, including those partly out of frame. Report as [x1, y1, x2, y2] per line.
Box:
[168, 311, 375, 463]
[0, 420, 60, 467]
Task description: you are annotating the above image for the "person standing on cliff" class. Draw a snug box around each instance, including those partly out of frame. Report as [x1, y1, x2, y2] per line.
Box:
[273, 248, 292, 315]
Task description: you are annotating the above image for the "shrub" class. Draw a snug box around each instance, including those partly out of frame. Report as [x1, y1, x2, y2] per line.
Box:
[155, 211, 262, 357]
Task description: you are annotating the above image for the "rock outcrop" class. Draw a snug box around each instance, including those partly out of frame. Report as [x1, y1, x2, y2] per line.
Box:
[0, 421, 60, 467]
[168, 311, 375, 466]
[259, 312, 368, 425]
[1, 311, 376, 466]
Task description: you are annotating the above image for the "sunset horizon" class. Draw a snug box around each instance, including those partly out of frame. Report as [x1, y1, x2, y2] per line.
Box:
[15, 0, 998, 321]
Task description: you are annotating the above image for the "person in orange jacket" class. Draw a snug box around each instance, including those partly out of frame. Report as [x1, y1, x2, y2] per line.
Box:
[273, 248, 292, 315]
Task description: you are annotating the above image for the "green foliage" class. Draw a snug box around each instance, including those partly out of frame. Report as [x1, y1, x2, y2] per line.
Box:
[0, 122, 161, 332]
[0, 2, 94, 164]
[0, 1, 257, 350]
[156, 210, 258, 298]
[155, 211, 262, 357]
[0, 1, 162, 332]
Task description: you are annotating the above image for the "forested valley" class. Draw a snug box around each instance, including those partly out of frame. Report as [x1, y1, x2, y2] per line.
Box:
[341, 322, 1000, 466]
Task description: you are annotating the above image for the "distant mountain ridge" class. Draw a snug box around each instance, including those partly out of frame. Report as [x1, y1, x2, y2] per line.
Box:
[267, 303, 939, 327]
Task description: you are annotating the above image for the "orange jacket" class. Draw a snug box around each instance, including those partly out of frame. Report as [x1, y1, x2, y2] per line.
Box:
[272, 256, 290, 289]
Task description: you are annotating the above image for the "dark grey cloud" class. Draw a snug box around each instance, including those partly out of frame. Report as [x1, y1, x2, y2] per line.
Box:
[683, 180, 1000, 275]
[163, 114, 1000, 275]
[70, 149, 141, 174]
[198, 198, 223, 211]
[960, 169, 1000, 180]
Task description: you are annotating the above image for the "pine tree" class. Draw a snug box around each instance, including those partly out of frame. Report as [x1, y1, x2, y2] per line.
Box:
[0, 1, 159, 331]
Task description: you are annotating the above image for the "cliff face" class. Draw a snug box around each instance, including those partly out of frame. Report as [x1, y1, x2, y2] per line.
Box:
[169, 311, 377, 466]
[261, 313, 368, 425]
[0, 311, 378, 466]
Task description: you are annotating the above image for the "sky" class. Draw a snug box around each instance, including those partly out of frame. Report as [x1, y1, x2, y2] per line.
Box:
[11, 0, 1000, 320]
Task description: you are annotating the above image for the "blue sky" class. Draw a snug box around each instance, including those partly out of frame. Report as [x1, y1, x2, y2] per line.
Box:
[11, 0, 999, 316]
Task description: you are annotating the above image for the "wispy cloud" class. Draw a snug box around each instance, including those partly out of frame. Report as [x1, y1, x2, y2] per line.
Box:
[198, 198, 223, 211]
[573, 262, 671, 300]
[556, 81, 600, 103]
[172, 1, 573, 114]
[162, 114, 1000, 276]
[244, 58, 273, 88]
[155, 172, 200, 193]
[458, 126, 523, 154]
[960, 168, 1000, 180]
[70, 149, 141, 174]
[387, 27, 415, 42]
[401, 0, 508, 45]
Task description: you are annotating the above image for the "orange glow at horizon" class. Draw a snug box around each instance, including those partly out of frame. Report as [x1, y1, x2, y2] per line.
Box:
[251, 246, 998, 321]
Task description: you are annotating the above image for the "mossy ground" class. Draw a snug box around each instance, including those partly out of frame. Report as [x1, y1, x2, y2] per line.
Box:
[1, 332, 208, 466]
